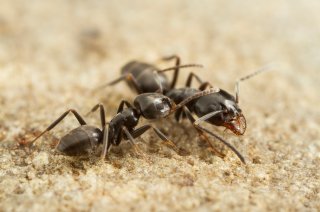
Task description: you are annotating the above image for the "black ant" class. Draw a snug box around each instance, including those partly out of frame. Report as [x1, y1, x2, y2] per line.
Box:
[29, 88, 219, 158]
[160, 65, 272, 164]
[100, 55, 271, 163]
[94, 55, 203, 94]
[29, 106, 107, 156]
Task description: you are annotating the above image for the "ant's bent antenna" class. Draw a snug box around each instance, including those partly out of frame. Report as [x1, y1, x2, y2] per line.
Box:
[235, 64, 274, 103]
[173, 87, 220, 112]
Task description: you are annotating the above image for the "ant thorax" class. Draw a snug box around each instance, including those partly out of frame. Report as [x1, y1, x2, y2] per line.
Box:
[134, 93, 173, 119]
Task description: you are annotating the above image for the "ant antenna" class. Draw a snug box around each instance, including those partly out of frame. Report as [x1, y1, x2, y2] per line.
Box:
[235, 64, 274, 103]
[173, 87, 220, 111]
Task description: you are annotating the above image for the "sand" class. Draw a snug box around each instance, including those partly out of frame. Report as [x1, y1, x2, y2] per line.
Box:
[0, 0, 319, 211]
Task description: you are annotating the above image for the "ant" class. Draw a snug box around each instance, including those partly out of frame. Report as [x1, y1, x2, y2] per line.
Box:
[29, 88, 219, 158]
[94, 55, 203, 94]
[160, 65, 272, 164]
[29, 106, 107, 156]
[101, 54, 270, 163]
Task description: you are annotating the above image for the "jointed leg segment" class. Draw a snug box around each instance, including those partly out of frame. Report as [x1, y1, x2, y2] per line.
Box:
[182, 107, 225, 158]
[162, 55, 181, 89]
[185, 72, 213, 90]
[182, 107, 246, 163]
[86, 103, 106, 129]
[30, 109, 87, 145]
[131, 124, 178, 152]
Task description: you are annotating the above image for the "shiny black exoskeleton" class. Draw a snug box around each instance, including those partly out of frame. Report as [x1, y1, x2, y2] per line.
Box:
[96, 55, 202, 94]
[29, 89, 217, 158]
[29, 105, 108, 156]
[164, 68, 270, 163]
[167, 87, 246, 136]
[166, 87, 246, 163]
[101, 89, 219, 158]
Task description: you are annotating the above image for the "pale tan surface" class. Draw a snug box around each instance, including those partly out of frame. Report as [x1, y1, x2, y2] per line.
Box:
[0, 1, 319, 211]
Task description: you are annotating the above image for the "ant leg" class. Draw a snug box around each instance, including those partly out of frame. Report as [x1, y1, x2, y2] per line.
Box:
[174, 108, 188, 123]
[122, 127, 145, 157]
[197, 125, 246, 164]
[161, 55, 181, 89]
[181, 107, 225, 158]
[100, 123, 109, 159]
[185, 72, 204, 87]
[117, 100, 134, 113]
[94, 73, 143, 94]
[130, 124, 179, 152]
[185, 108, 245, 163]
[198, 82, 212, 91]
[30, 109, 87, 145]
[174, 108, 183, 122]
[85, 103, 106, 129]
[153, 64, 204, 93]
[185, 72, 213, 90]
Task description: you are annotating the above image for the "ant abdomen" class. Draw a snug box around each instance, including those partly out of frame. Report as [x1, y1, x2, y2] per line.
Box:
[57, 126, 102, 155]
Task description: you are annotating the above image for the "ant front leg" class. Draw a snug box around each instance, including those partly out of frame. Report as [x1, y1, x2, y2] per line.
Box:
[161, 55, 181, 89]
[130, 124, 179, 153]
[117, 100, 134, 113]
[187, 108, 246, 164]
[182, 107, 225, 158]
[30, 109, 87, 145]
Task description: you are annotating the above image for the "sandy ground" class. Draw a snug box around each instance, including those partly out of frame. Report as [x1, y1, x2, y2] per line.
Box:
[0, 0, 319, 211]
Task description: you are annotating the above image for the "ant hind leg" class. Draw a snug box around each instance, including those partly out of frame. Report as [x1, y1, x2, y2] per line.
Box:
[29, 109, 87, 145]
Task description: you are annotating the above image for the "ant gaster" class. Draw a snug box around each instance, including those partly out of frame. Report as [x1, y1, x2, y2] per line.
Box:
[29, 88, 219, 158]
[95, 55, 203, 94]
[29, 106, 107, 156]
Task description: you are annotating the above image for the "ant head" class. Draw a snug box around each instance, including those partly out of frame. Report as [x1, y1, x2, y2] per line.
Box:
[217, 90, 247, 135]
[226, 64, 273, 134]
[134, 93, 175, 119]
[222, 111, 246, 135]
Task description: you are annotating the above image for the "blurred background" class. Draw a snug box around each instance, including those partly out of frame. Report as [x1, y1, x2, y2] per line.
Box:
[0, 0, 319, 211]
[0, 0, 319, 114]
